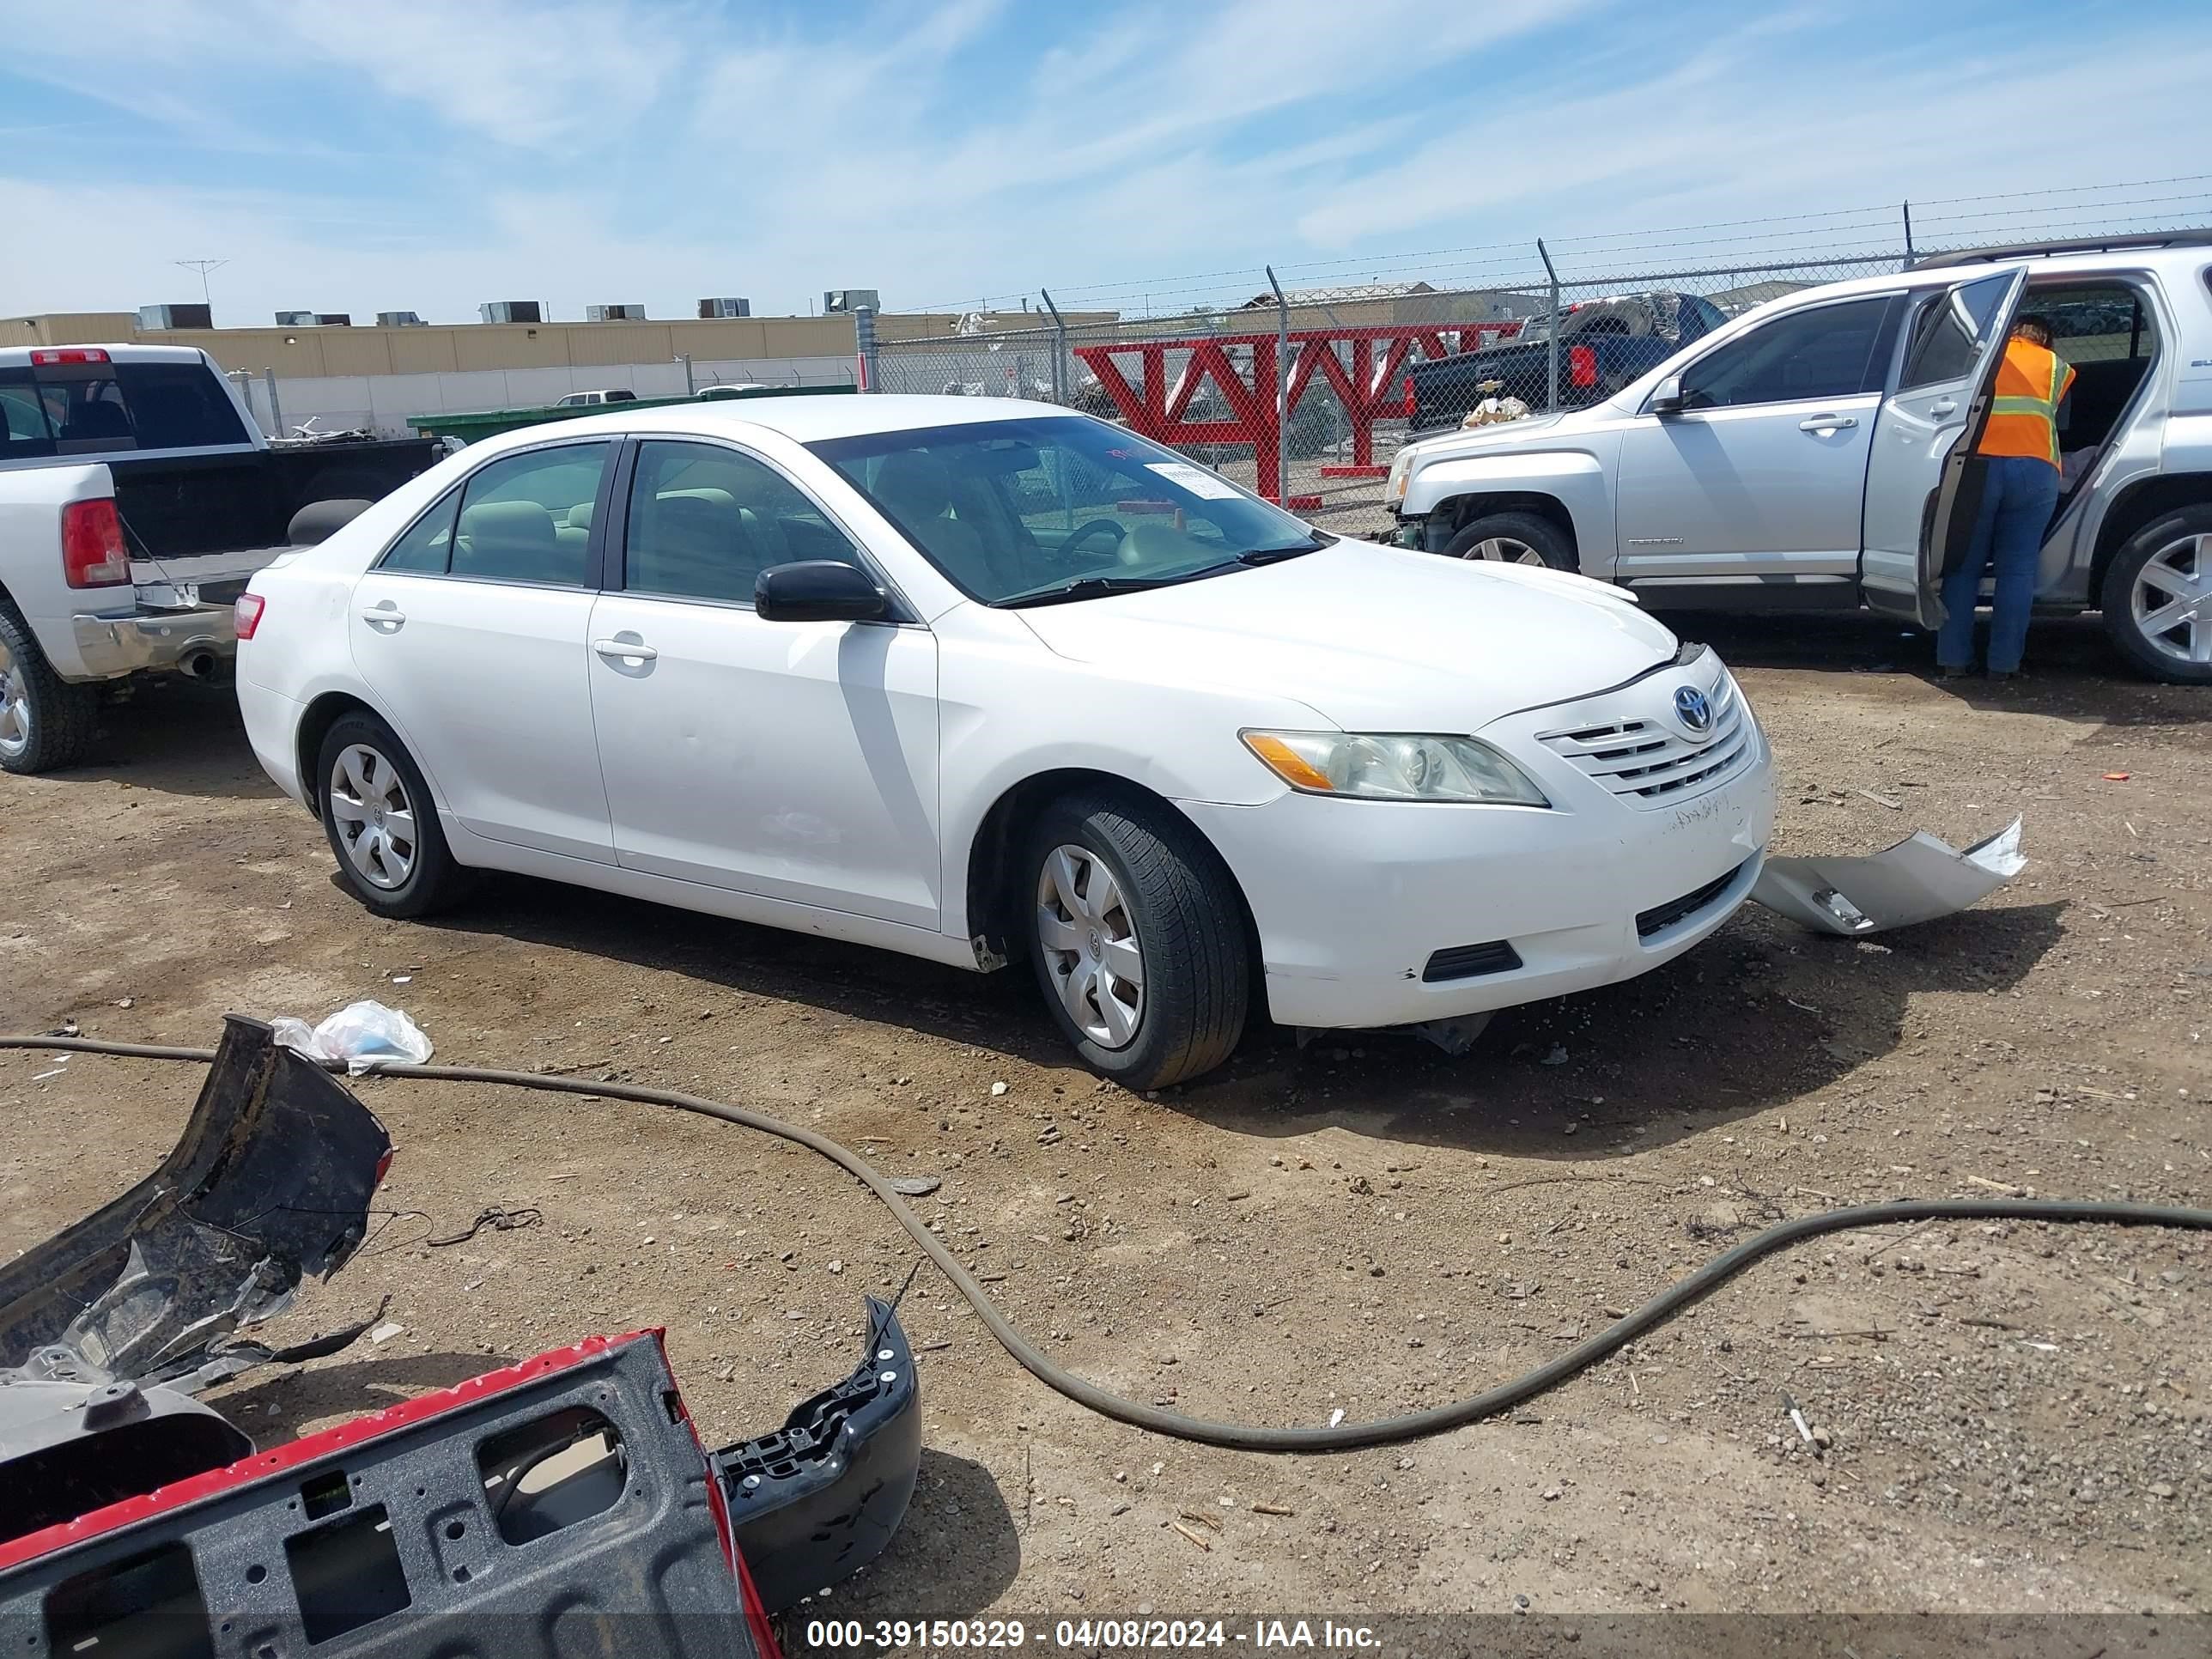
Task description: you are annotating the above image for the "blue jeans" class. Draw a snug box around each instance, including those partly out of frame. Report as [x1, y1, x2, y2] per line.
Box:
[1936, 454, 2060, 673]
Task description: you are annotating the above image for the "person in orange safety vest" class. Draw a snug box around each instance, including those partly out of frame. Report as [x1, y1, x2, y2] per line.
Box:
[1936, 314, 2075, 681]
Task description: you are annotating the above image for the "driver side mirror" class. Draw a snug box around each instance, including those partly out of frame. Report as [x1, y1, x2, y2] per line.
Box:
[754, 560, 889, 623]
[1648, 374, 1687, 416]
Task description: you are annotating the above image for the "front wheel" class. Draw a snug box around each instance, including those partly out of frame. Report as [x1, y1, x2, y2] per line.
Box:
[1442, 511, 1577, 571]
[1024, 793, 1249, 1089]
[316, 712, 472, 918]
[2102, 507, 2212, 684]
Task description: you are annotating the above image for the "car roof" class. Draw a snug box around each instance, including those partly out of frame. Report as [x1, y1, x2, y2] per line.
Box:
[0, 343, 211, 368]
[514, 393, 1083, 447]
[1748, 245, 2212, 313]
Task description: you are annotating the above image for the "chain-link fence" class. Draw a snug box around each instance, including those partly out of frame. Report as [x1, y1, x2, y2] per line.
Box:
[870, 179, 2212, 534]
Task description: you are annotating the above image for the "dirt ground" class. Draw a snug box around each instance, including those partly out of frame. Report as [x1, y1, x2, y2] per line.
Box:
[2, 611, 2206, 1631]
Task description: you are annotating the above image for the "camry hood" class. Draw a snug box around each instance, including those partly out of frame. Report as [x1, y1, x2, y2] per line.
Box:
[1015, 542, 1678, 730]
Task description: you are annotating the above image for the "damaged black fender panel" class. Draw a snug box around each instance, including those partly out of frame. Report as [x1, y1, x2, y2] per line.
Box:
[0, 1015, 391, 1388]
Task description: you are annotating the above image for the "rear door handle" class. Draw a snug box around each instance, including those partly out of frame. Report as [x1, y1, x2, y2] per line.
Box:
[1927, 398, 1958, 417]
[1799, 414, 1858, 433]
[593, 637, 658, 662]
[360, 603, 404, 629]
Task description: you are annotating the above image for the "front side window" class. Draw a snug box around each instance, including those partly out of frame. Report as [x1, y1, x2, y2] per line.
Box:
[1680, 296, 1897, 410]
[447, 441, 611, 585]
[809, 416, 1328, 606]
[623, 441, 866, 605]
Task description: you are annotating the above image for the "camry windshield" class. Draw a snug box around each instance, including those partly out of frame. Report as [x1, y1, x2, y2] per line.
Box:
[808, 416, 1328, 606]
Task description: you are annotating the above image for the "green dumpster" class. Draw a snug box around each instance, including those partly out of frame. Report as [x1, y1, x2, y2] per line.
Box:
[406, 383, 856, 445]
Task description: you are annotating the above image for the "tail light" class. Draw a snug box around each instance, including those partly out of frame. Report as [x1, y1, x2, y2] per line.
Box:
[61, 499, 131, 587]
[30, 347, 110, 366]
[234, 592, 267, 640]
[1569, 344, 1597, 389]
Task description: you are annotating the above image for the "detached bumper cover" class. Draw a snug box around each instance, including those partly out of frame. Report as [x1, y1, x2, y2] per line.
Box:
[718, 1295, 922, 1614]
[1751, 817, 2026, 935]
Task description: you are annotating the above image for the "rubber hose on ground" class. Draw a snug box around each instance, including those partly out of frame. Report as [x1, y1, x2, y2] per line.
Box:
[9, 1032, 2210, 1453]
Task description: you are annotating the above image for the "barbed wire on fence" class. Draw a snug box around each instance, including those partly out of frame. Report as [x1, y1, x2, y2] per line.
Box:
[877, 175, 2211, 533]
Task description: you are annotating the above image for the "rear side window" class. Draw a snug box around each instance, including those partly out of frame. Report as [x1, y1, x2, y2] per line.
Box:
[1900, 271, 2020, 391]
[448, 442, 611, 586]
[381, 486, 461, 573]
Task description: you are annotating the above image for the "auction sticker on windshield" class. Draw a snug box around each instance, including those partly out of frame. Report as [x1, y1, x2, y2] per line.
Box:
[1146, 460, 1243, 500]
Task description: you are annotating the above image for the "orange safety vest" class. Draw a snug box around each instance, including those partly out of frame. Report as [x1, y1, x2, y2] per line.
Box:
[1978, 337, 2075, 468]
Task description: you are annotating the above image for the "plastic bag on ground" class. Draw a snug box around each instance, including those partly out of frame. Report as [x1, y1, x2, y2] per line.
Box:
[272, 1000, 433, 1073]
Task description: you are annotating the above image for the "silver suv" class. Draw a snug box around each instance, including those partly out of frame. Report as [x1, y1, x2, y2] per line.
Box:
[1385, 233, 2212, 682]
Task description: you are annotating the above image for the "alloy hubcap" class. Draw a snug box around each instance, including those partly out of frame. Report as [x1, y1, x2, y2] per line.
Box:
[329, 743, 417, 890]
[1036, 843, 1146, 1049]
[2131, 533, 2212, 666]
[1463, 537, 1546, 566]
[0, 642, 29, 760]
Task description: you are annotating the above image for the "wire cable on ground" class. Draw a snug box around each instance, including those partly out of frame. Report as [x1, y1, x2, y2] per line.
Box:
[10, 1032, 2210, 1454]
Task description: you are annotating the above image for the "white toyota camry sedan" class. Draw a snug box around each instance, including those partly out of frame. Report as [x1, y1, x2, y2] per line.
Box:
[236, 396, 1777, 1087]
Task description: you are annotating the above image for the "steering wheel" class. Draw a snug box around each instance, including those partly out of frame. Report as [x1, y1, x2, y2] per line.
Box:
[1059, 519, 1131, 563]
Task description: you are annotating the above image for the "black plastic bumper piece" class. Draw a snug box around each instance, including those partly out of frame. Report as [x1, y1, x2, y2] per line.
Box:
[716, 1295, 921, 1614]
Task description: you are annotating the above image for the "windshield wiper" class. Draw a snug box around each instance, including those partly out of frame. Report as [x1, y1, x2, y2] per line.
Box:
[1234, 542, 1323, 565]
[999, 574, 1193, 609]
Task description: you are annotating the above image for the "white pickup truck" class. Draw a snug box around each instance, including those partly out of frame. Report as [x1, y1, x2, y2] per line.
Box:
[1384, 234, 2212, 683]
[0, 344, 444, 772]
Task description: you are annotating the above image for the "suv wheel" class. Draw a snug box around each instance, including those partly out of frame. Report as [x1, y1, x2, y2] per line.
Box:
[1024, 793, 1249, 1089]
[2103, 507, 2212, 684]
[316, 712, 472, 918]
[1443, 511, 1577, 571]
[0, 606, 97, 776]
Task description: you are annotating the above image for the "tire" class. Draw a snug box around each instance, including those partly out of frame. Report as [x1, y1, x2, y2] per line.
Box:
[2101, 507, 2212, 684]
[1443, 511, 1577, 571]
[315, 712, 472, 918]
[1023, 793, 1249, 1089]
[0, 604, 99, 776]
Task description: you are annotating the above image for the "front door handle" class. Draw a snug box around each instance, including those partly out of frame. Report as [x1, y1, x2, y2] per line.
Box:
[360, 602, 404, 629]
[1928, 398, 1958, 418]
[1799, 414, 1858, 433]
[592, 637, 658, 662]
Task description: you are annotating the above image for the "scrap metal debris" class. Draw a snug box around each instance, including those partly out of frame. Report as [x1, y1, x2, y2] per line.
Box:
[1750, 817, 2025, 936]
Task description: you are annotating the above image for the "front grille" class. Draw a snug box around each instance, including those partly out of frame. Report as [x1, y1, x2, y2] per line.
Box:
[1636, 860, 1748, 939]
[1538, 670, 1751, 808]
[1421, 939, 1523, 982]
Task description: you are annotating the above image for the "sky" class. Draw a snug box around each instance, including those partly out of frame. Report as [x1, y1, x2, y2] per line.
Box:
[3, 0, 2210, 325]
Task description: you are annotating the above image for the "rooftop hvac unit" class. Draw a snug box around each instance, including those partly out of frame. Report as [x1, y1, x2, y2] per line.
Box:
[697, 297, 752, 318]
[478, 301, 544, 324]
[376, 311, 428, 327]
[275, 311, 318, 326]
[585, 303, 647, 322]
[137, 303, 214, 331]
[823, 289, 880, 314]
[315, 313, 352, 326]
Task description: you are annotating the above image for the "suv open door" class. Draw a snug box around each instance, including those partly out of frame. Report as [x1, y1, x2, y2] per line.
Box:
[1859, 266, 2029, 626]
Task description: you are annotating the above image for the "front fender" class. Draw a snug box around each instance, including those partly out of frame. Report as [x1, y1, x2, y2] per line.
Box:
[1401, 443, 1620, 575]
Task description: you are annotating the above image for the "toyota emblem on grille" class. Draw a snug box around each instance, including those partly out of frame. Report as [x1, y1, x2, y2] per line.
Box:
[1674, 685, 1713, 734]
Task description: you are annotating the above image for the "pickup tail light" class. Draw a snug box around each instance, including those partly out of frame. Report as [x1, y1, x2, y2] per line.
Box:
[234, 592, 267, 641]
[1569, 344, 1598, 389]
[30, 347, 111, 366]
[60, 499, 131, 587]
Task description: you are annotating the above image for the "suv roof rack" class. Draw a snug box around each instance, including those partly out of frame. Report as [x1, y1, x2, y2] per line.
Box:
[1910, 230, 2212, 270]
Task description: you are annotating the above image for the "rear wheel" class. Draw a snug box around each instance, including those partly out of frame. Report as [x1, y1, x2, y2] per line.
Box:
[2102, 507, 2212, 684]
[1024, 793, 1249, 1089]
[316, 712, 472, 918]
[0, 606, 98, 776]
[1443, 510, 1577, 571]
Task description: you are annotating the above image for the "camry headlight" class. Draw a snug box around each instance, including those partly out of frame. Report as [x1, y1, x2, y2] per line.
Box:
[1242, 730, 1549, 806]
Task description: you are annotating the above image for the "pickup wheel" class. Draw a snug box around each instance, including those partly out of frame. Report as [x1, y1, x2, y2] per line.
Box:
[0, 605, 98, 776]
[316, 712, 472, 918]
[2101, 507, 2212, 684]
[1024, 793, 1249, 1090]
[1443, 511, 1577, 572]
